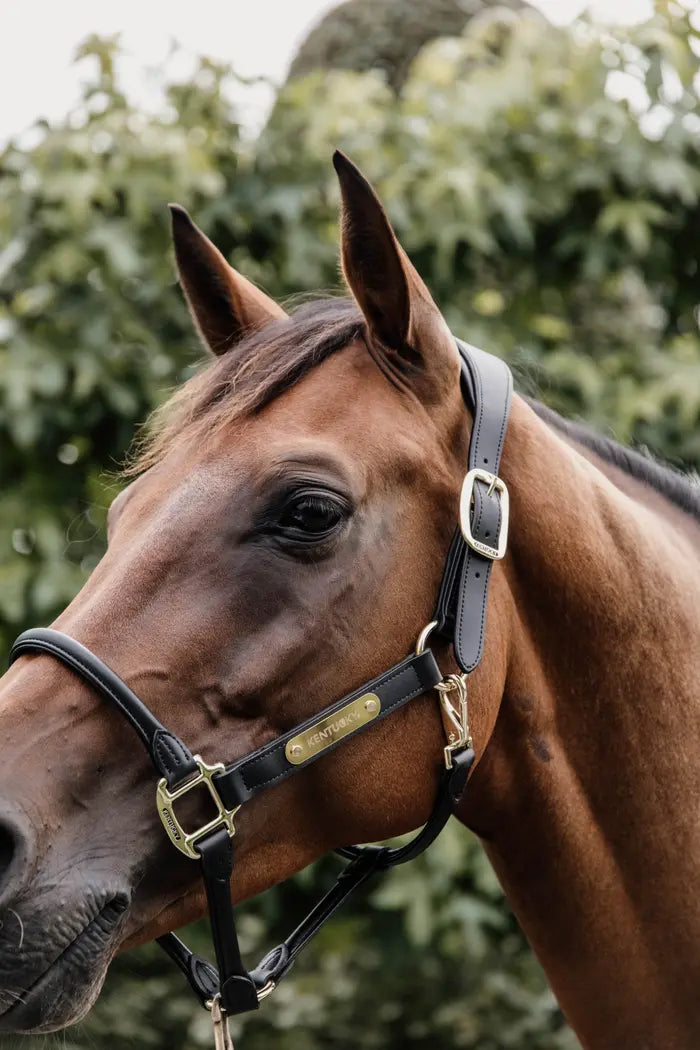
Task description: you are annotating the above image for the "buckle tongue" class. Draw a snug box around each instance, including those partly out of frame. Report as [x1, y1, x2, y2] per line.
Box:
[459, 468, 509, 560]
[157, 755, 239, 860]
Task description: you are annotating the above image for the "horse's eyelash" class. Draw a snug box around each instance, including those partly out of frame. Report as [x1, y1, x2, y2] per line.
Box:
[256, 486, 350, 528]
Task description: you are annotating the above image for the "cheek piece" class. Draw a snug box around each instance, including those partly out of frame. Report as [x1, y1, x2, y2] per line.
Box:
[9, 340, 512, 1040]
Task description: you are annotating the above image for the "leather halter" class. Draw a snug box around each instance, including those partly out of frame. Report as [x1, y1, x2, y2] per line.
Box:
[9, 339, 512, 1026]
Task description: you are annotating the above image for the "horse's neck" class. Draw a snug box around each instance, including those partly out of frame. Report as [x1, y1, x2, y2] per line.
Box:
[460, 396, 700, 1050]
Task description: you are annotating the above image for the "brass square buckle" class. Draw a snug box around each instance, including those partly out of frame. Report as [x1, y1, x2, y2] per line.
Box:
[156, 756, 239, 860]
[459, 468, 509, 561]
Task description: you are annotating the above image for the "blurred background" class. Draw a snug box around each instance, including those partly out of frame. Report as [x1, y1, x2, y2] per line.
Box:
[1, 1, 698, 1047]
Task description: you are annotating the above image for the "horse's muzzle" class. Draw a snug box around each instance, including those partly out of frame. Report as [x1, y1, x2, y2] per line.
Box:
[0, 889, 128, 1033]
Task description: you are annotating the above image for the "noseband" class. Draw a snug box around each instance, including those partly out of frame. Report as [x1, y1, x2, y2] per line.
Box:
[9, 340, 512, 1044]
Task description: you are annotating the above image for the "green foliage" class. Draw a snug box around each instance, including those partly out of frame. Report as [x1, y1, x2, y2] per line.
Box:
[0, 38, 244, 653]
[258, 2, 700, 466]
[0, 4, 698, 1048]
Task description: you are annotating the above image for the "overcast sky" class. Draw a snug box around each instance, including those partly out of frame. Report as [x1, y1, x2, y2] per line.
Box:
[0, 0, 659, 144]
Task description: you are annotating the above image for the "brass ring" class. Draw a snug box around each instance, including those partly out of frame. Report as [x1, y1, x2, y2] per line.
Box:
[415, 620, 439, 655]
[256, 979, 276, 1002]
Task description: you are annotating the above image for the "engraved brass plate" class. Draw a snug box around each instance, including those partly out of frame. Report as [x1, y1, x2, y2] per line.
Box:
[285, 693, 381, 765]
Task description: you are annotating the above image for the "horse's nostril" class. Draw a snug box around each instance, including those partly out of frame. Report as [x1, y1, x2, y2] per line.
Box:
[0, 824, 13, 870]
[0, 816, 30, 910]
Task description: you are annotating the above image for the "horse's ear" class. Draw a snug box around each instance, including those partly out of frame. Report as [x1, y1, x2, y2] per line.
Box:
[169, 204, 286, 356]
[332, 151, 456, 399]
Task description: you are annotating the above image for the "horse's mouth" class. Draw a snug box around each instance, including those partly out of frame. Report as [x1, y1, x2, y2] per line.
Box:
[0, 896, 128, 1033]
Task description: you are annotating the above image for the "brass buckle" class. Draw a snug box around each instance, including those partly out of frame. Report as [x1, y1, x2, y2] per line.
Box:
[156, 756, 239, 860]
[459, 468, 509, 560]
[435, 674, 472, 769]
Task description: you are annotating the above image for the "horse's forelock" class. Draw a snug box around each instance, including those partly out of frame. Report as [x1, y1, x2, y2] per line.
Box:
[125, 297, 365, 474]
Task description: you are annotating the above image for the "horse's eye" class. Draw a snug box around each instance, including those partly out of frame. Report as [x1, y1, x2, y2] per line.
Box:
[277, 492, 346, 540]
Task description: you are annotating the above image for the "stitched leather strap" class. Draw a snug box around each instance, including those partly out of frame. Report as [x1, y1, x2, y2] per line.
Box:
[337, 744, 474, 867]
[434, 341, 512, 673]
[9, 628, 198, 788]
[156, 932, 220, 1006]
[197, 829, 259, 1015]
[456, 341, 512, 672]
[214, 650, 442, 809]
[248, 847, 386, 990]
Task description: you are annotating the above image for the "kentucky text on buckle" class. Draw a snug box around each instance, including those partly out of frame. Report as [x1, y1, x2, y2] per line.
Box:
[156, 757, 240, 859]
[459, 468, 509, 560]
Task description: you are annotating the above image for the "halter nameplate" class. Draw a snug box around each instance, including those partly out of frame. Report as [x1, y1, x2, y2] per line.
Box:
[285, 692, 380, 765]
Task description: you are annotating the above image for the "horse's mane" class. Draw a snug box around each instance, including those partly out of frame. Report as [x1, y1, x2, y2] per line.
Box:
[526, 398, 700, 520]
[130, 297, 700, 522]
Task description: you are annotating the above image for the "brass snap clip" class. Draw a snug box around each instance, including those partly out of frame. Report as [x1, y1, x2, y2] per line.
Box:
[414, 622, 472, 769]
[210, 995, 235, 1050]
[435, 674, 472, 769]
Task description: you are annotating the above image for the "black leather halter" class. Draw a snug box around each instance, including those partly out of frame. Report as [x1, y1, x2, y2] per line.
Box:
[9, 339, 512, 1021]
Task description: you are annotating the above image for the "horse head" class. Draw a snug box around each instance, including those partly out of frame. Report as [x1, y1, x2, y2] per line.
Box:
[0, 154, 509, 1032]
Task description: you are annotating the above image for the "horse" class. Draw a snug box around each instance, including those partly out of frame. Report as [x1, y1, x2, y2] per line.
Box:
[0, 151, 698, 1050]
